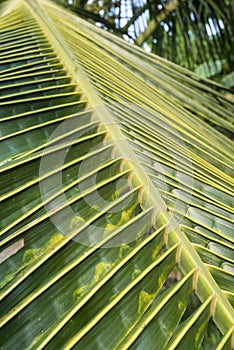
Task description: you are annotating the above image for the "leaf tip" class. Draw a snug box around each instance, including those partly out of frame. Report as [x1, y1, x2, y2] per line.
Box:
[176, 241, 183, 265]
[210, 294, 217, 318]
[193, 268, 200, 291]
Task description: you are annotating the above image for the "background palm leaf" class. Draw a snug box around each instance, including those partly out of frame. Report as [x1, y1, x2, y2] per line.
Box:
[0, 0, 233, 349]
[56, 0, 234, 79]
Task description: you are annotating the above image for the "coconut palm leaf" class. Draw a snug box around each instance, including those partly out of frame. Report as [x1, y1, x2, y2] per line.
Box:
[0, 1, 233, 349]
[55, 0, 234, 75]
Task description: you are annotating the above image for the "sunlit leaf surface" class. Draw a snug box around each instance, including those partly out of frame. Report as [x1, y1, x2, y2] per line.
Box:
[0, 1, 233, 349]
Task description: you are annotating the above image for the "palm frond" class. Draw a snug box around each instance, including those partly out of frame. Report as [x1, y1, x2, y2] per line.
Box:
[55, 0, 234, 74]
[0, 1, 233, 349]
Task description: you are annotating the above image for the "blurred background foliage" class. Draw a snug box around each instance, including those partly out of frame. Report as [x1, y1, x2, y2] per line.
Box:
[55, 0, 234, 87]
